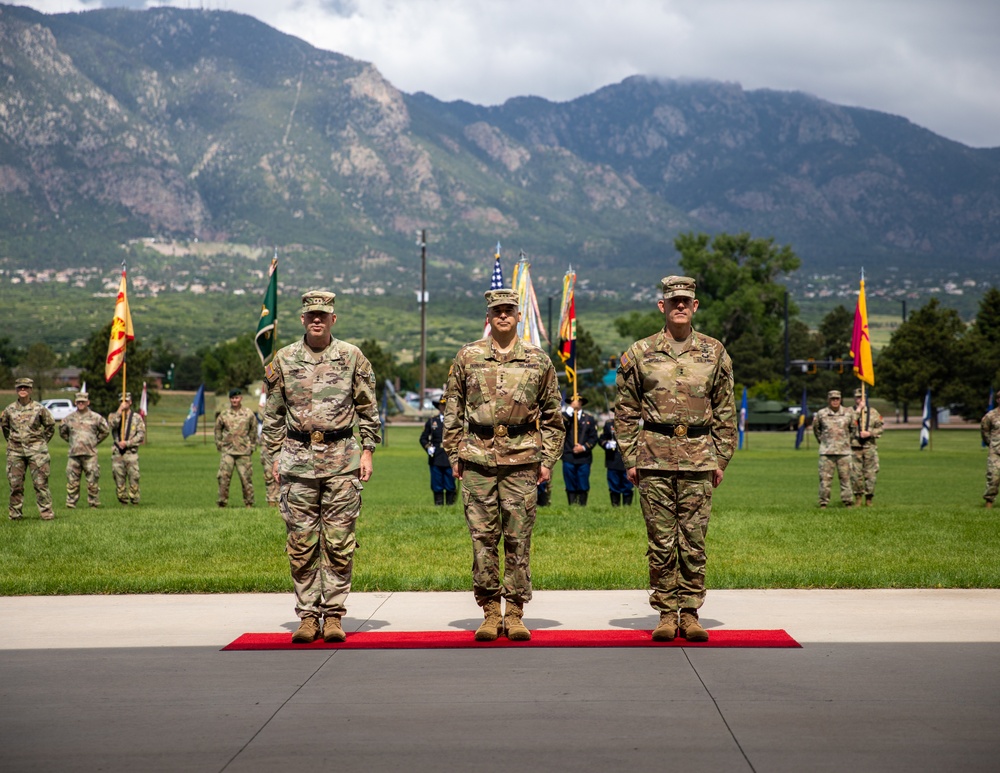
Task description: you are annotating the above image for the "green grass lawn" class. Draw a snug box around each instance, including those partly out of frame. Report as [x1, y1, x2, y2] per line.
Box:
[1, 410, 997, 594]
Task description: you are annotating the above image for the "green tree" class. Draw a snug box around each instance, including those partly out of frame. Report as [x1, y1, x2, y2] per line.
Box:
[77, 324, 157, 416]
[0, 336, 21, 388]
[675, 231, 801, 386]
[946, 287, 1000, 419]
[613, 310, 662, 343]
[877, 298, 966, 423]
[358, 339, 396, 401]
[202, 333, 261, 396]
[21, 342, 59, 400]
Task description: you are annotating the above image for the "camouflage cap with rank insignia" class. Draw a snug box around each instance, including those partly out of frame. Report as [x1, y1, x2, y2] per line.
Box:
[14, 377, 33, 388]
[485, 288, 519, 308]
[301, 290, 336, 314]
[660, 275, 697, 300]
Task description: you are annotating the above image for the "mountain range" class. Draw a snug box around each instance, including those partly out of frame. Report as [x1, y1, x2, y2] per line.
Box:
[2, 3, 999, 299]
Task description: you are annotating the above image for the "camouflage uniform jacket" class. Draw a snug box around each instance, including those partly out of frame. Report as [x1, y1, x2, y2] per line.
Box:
[1, 400, 55, 454]
[615, 328, 736, 472]
[108, 409, 146, 454]
[849, 405, 884, 449]
[214, 405, 258, 456]
[442, 337, 564, 470]
[981, 407, 1000, 455]
[59, 409, 110, 457]
[813, 406, 852, 455]
[262, 336, 380, 479]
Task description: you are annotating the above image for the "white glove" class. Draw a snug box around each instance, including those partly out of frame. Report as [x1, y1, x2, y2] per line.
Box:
[427, 445, 436, 456]
[605, 439, 617, 450]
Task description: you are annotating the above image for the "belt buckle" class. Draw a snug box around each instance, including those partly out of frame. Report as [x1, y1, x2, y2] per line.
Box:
[495, 424, 508, 438]
[310, 430, 325, 445]
[673, 424, 688, 438]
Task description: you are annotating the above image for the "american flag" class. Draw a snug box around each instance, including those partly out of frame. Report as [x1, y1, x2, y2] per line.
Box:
[483, 242, 505, 338]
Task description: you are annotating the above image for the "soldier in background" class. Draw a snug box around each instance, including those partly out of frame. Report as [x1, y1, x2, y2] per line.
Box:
[443, 288, 564, 642]
[616, 276, 736, 643]
[263, 290, 380, 645]
[561, 395, 599, 505]
[813, 389, 854, 508]
[850, 387, 883, 507]
[109, 393, 146, 505]
[420, 395, 456, 505]
[59, 391, 110, 509]
[600, 410, 633, 506]
[1, 377, 56, 520]
[981, 402, 1000, 508]
[215, 388, 258, 508]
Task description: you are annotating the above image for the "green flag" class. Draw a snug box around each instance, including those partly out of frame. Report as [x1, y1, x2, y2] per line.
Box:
[255, 252, 278, 365]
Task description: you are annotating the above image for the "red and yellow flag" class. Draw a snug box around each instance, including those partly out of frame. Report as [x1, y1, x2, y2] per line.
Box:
[105, 264, 135, 382]
[850, 275, 874, 386]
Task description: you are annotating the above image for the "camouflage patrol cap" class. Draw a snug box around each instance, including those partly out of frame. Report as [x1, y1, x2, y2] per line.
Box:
[14, 377, 33, 388]
[661, 276, 697, 299]
[828, 390, 841, 400]
[124, 392, 133, 402]
[75, 391, 89, 402]
[854, 388, 864, 398]
[485, 288, 519, 309]
[301, 290, 336, 314]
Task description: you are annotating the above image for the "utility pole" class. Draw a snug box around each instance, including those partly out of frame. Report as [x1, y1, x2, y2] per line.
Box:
[417, 229, 427, 410]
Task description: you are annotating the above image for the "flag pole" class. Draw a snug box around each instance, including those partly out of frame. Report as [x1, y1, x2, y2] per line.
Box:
[120, 260, 129, 440]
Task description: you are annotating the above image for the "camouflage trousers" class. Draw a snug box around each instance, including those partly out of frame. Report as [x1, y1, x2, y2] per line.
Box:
[66, 454, 101, 508]
[260, 447, 280, 506]
[218, 453, 254, 507]
[818, 454, 853, 506]
[985, 452, 1000, 504]
[461, 462, 538, 607]
[7, 451, 53, 520]
[281, 473, 363, 620]
[638, 470, 713, 612]
[112, 451, 140, 504]
[850, 445, 880, 498]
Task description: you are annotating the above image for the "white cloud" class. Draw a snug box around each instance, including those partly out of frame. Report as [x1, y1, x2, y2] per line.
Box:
[14, 0, 1000, 146]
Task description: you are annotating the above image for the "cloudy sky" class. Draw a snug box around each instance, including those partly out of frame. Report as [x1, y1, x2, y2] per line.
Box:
[18, 0, 1000, 148]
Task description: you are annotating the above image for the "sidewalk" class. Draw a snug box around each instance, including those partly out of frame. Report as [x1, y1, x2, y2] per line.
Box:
[2, 590, 999, 772]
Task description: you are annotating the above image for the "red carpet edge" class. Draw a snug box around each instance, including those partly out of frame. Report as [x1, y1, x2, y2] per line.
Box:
[222, 629, 800, 650]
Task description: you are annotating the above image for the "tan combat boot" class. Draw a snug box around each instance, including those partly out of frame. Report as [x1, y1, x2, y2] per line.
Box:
[503, 601, 531, 641]
[474, 600, 503, 641]
[679, 608, 709, 642]
[865, 495, 873, 507]
[652, 611, 678, 641]
[854, 495, 863, 507]
[323, 616, 347, 643]
[291, 616, 320, 644]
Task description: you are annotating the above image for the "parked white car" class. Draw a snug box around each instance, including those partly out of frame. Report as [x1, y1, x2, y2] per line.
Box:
[40, 398, 75, 421]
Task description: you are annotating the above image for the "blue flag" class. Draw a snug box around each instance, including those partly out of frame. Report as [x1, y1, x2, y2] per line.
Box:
[919, 389, 931, 450]
[795, 387, 809, 449]
[738, 387, 747, 450]
[182, 385, 206, 439]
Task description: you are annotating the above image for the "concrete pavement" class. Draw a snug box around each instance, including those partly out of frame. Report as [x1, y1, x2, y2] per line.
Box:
[2, 590, 999, 772]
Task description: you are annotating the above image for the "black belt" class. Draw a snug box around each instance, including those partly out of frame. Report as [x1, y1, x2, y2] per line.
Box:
[287, 427, 354, 445]
[643, 421, 710, 438]
[468, 421, 533, 439]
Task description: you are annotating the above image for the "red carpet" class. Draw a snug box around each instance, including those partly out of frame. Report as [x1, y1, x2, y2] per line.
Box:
[222, 629, 799, 650]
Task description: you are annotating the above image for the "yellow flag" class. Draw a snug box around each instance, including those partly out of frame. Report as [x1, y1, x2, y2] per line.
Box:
[850, 277, 874, 386]
[105, 264, 135, 382]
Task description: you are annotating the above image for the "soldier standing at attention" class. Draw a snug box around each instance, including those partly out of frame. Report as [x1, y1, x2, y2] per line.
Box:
[981, 401, 1000, 508]
[263, 290, 380, 645]
[813, 389, 854, 509]
[443, 288, 564, 642]
[850, 387, 883, 507]
[616, 276, 736, 642]
[1, 377, 56, 521]
[109, 393, 146, 505]
[420, 396, 456, 506]
[215, 388, 258, 508]
[600, 410, 634, 506]
[59, 391, 110, 509]
[561, 395, 599, 505]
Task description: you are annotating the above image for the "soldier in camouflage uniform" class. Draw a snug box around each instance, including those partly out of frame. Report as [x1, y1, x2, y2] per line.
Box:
[262, 290, 380, 644]
[616, 276, 736, 643]
[981, 404, 1000, 508]
[850, 387, 883, 507]
[813, 389, 854, 509]
[109, 393, 146, 505]
[443, 288, 565, 642]
[59, 391, 110, 509]
[1, 377, 56, 520]
[214, 388, 258, 508]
